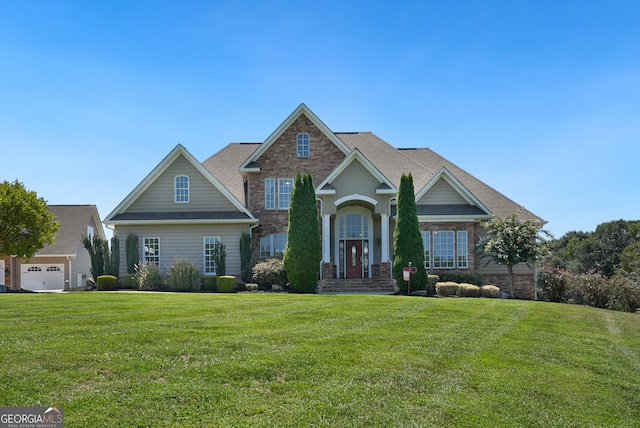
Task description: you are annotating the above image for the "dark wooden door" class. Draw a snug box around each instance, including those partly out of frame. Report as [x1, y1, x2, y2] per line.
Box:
[346, 240, 362, 278]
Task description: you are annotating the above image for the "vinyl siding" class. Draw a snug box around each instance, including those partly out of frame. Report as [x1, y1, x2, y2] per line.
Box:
[114, 223, 249, 278]
[417, 177, 468, 205]
[323, 161, 390, 215]
[128, 154, 238, 213]
[70, 244, 92, 287]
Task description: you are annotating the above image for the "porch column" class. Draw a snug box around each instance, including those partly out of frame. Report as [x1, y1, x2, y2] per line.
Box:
[380, 213, 389, 262]
[322, 214, 331, 262]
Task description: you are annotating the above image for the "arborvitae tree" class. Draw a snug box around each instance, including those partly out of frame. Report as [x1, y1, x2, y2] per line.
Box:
[125, 232, 138, 274]
[82, 234, 105, 282]
[110, 235, 120, 277]
[213, 242, 227, 276]
[284, 172, 321, 293]
[392, 173, 427, 294]
[240, 232, 252, 281]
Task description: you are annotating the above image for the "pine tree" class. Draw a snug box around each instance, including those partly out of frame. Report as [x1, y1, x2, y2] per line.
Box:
[392, 173, 427, 294]
[284, 172, 322, 293]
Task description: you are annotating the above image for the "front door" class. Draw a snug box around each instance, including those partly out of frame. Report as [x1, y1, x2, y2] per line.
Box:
[346, 240, 362, 278]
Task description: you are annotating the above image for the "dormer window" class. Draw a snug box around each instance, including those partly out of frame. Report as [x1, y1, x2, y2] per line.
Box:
[175, 175, 190, 203]
[297, 133, 309, 157]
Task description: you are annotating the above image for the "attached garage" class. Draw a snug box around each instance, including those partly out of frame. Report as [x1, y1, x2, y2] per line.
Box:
[21, 264, 65, 291]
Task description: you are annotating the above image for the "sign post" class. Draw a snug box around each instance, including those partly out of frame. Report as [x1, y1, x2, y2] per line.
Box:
[402, 262, 418, 295]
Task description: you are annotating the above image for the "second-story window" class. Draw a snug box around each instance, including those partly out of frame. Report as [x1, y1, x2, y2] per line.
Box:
[278, 178, 293, 209]
[297, 133, 309, 157]
[175, 175, 189, 203]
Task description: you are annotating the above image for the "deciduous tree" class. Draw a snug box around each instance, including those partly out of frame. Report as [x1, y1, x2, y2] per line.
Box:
[0, 180, 59, 258]
[479, 211, 550, 297]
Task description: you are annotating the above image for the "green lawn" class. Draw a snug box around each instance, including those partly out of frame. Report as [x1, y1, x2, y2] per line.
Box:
[1, 292, 639, 427]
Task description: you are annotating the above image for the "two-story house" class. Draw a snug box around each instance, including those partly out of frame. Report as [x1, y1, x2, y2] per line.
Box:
[104, 104, 543, 298]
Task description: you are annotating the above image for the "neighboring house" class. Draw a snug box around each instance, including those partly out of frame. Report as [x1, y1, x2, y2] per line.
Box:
[104, 104, 544, 298]
[8, 205, 105, 291]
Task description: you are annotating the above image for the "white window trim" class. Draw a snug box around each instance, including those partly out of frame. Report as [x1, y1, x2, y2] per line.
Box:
[278, 178, 293, 210]
[203, 236, 221, 275]
[175, 175, 190, 204]
[423, 230, 469, 270]
[143, 237, 160, 266]
[265, 178, 275, 210]
[422, 231, 431, 269]
[297, 133, 310, 157]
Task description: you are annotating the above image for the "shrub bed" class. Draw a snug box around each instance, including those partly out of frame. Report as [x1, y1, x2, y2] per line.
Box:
[166, 259, 202, 291]
[251, 258, 287, 290]
[479, 285, 500, 298]
[436, 282, 460, 296]
[217, 276, 236, 293]
[202, 276, 217, 292]
[97, 275, 117, 291]
[123, 274, 136, 289]
[457, 283, 480, 297]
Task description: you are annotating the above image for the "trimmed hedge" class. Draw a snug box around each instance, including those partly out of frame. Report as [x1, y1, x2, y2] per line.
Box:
[202, 276, 217, 292]
[123, 274, 136, 289]
[217, 276, 235, 293]
[427, 275, 439, 296]
[480, 285, 500, 298]
[436, 282, 460, 296]
[457, 283, 480, 297]
[97, 275, 117, 291]
[437, 272, 483, 286]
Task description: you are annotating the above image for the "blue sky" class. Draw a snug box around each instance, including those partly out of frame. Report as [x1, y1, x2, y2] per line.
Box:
[1, 1, 639, 239]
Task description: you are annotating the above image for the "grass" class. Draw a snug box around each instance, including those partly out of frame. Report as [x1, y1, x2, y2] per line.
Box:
[1, 292, 639, 427]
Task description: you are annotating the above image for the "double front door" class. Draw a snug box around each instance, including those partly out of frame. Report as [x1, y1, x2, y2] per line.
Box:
[344, 240, 369, 279]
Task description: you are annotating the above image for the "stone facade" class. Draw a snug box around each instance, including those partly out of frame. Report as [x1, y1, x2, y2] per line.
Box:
[247, 114, 347, 257]
[482, 273, 536, 300]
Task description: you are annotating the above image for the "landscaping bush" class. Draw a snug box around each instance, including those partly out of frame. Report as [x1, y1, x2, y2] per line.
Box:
[427, 275, 439, 296]
[135, 262, 163, 291]
[166, 258, 202, 291]
[123, 274, 136, 289]
[217, 276, 235, 293]
[606, 276, 640, 313]
[537, 267, 568, 302]
[437, 272, 483, 286]
[436, 282, 460, 296]
[480, 285, 500, 298]
[246, 283, 259, 291]
[202, 276, 217, 292]
[97, 275, 117, 291]
[457, 283, 480, 297]
[251, 258, 288, 290]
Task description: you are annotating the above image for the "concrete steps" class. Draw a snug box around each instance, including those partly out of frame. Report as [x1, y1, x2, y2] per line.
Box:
[318, 278, 398, 293]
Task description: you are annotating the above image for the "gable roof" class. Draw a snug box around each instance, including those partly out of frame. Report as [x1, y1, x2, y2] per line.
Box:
[239, 103, 351, 172]
[104, 144, 256, 224]
[36, 205, 104, 257]
[415, 167, 492, 216]
[336, 132, 540, 221]
[202, 143, 261, 206]
[316, 148, 397, 195]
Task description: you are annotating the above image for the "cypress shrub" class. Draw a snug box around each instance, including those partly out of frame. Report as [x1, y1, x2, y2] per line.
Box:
[240, 232, 252, 281]
[392, 173, 427, 294]
[110, 235, 120, 277]
[283, 172, 321, 293]
[97, 275, 117, 291]
[217, 275, 235, 293]
[212, 243, 226, 276]
[125, 233, 138, 274]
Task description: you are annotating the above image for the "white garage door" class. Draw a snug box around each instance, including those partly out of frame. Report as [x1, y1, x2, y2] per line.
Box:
[21, 264, 65, 291]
